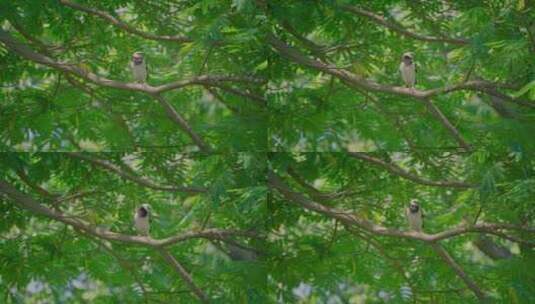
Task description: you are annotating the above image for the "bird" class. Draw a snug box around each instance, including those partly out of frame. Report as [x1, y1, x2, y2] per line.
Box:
[130, 51, 147, 83]
[399, 52, 416, 89]
[134, 204, 151, 236]
[405, 199, 423, 232]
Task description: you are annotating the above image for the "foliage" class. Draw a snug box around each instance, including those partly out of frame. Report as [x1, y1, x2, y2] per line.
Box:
[267, 0, 535, 152]
[0, 152, 268, 303]
[0, 0, 267, 152]
[268, 152, 535, 303]
[0, 0, 534, 303]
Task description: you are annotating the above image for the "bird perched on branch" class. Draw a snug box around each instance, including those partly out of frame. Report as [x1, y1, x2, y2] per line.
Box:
[399, 52, 416, 89]
[130, 51, 147, 83]
[406, 199, 423, 232]
[134, 204, 151, 236]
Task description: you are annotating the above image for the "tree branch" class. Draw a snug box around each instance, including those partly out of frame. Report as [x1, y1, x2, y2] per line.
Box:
[267, 33, 532, 107]
[65, 73, 208, 151]
[0, 29, 264, 95]
[59, 0, 192, 43]
[14, 168, 58, 198]
[266, 32, 525, 149]
[157, 248, 210, 303]
[204, 86, 241, 114]
[287, 166, 358, 202]
[430, 243, 488, 302]
[64, 152, 208, 194]
[0, 180, 258, 248]
[53, 190, 101, 204]
[421, 98, 472, 151]
[341, 5, 468, 45]
[347, 152, 475, 189]
[212, 84, 267, 107]
[279, 20, 328, 60]
[267, 171, 534, 243]
[473, 235, 512, 260]
[150, 94, 212, 152]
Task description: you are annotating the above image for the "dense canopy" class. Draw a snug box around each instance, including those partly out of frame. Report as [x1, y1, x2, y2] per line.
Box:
[1, 1, 534, 303]
[267, 0, 535, 152]
[0, 152, 268, 303]
[1, 0, 267, 152]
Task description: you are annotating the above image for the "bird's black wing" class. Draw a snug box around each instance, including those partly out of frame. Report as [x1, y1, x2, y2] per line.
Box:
[421, 209, 424, 228]
[145, 60, 149, 83]
[414, 63, 417, 85]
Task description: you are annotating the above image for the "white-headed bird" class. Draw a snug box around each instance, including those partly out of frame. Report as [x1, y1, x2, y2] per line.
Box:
[134, 204, 151, 236]
[406, 199, 423, 232]
[130, 52, 147, 83]
[399, 52, 416, 89]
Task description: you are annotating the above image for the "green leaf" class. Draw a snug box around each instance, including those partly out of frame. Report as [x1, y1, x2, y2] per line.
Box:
[512, 80, 535, 99]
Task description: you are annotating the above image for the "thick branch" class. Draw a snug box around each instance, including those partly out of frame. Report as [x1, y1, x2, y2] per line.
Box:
[341, 5, 468, 45]
[59, 0, 192, 43]
[150, 94, 212, 152]
[157, 248, 210, 303]
[267, 34, 531, 107]
[0, 29, 264, 95]
[431, 243, 488, 302]
[267, 171, 533, 243]
[65, 152, 208, 193]
[347, 152, 475, 189]
[0, 180, 258, 248]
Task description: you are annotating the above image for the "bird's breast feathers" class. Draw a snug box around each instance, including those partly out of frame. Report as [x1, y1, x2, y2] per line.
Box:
[406, 208, 423, 231]
[134, 214, 149, 234]
[399, 62, 415, 74]
[399, 63, 416, 85]
[131, 62, 147, 81]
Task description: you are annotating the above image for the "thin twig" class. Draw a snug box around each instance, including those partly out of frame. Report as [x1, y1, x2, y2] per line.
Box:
[341, 5, 467, 45]
[157, 248, 210, 303]
[347, 152, 474, 188]
[65, 152, 208, 193]
[59, 0, 192, 43]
